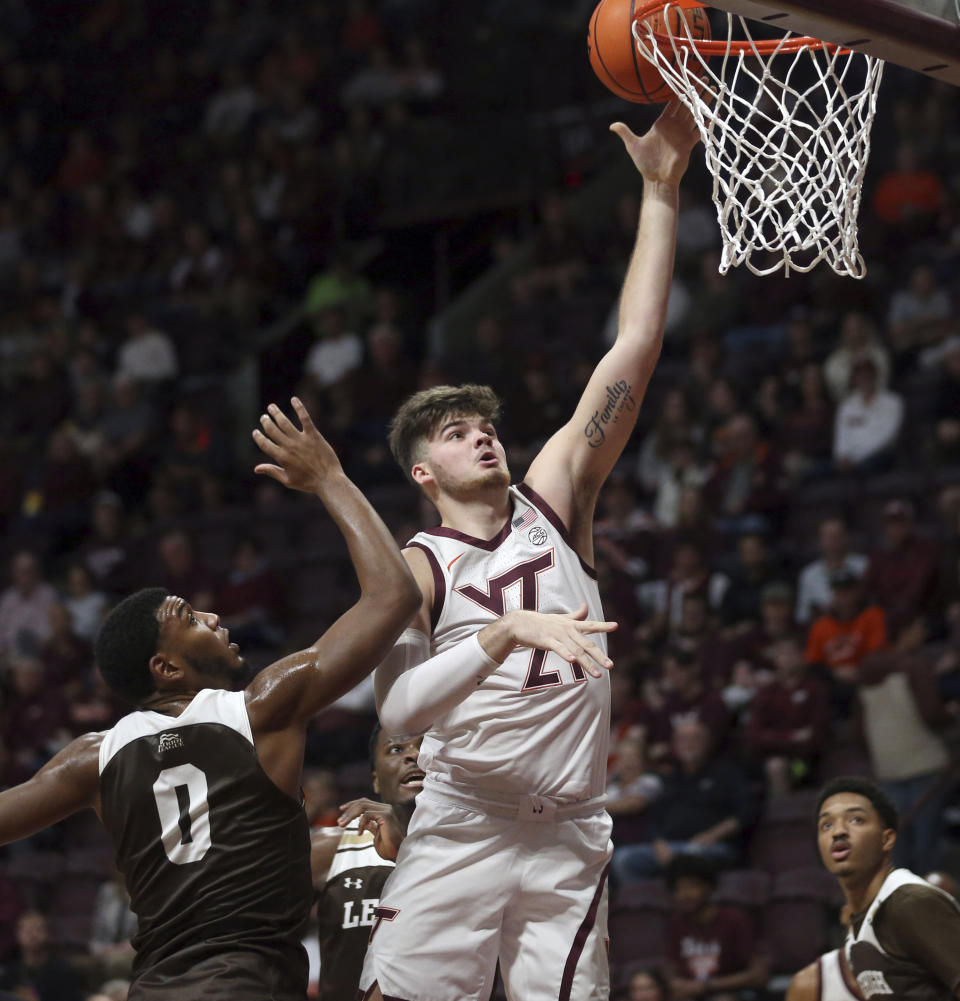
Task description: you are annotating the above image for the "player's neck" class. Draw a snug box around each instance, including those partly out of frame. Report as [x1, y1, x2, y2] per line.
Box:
[140, 689, 199, 716]
[841, 860, 894, 916]
[435, 488, 512, 540]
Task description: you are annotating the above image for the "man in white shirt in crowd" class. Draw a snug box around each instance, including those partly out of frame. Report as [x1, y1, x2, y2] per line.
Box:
[833, 357, 904, 473]
[796, 516, 868, 625]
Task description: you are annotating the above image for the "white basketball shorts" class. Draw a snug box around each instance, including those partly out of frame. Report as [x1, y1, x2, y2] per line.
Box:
[357, 786, 612, 1001]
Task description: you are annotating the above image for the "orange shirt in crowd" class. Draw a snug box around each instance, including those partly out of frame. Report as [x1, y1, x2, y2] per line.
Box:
[805, 606, 887, 672]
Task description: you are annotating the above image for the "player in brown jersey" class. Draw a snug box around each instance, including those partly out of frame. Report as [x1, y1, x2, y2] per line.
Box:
[815, 776, 960, 1001]
[311, 724, 422, 1001]
[0, 398, 420, 1001]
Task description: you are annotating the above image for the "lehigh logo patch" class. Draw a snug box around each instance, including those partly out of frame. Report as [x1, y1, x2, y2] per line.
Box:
[158, 733, 183, 752]
[856, 970, 894, 996]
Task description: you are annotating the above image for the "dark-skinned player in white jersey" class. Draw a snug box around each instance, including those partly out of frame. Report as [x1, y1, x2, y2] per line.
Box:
[359, 102, 702, 1001]
[0, 399, 423, 1001]
[816, 776, 960, 1001]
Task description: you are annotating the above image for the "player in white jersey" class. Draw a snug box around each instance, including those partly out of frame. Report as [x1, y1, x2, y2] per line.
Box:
[359, 101, 701, 1001]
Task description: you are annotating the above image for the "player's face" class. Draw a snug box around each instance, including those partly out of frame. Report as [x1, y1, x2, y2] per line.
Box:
[817, 792, 895, 880]
[155, 595, 246, 691]
[372, 732, 424, 808]
[415, 415, 510, 499]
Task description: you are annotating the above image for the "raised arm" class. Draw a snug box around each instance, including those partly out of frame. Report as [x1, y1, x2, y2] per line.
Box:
[525, 101, 700, 554]
[245, 399, 420, 735]
[0, 733, 101, 848]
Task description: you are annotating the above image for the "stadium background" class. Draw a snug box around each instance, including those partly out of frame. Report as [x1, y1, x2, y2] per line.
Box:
[0, 0, 958, 997]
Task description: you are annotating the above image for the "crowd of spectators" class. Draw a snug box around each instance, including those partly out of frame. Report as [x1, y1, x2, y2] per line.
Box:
[0, 0, 959, 998]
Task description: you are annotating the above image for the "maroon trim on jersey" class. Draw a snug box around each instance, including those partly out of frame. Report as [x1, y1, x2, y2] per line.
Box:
[418, 518, 513, 552]
[406, 542, 445, 631]
[816, 955, 823, 1001]
[558, 862, 609, 1001]
[839, 949, 865, 1000]
[517, 483, 598, 581]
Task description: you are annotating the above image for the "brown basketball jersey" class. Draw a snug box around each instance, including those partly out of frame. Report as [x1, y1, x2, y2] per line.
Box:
[846, 868, 960, 1001]
[316, 823, 393, 1001]
[98, 689, 312, 998]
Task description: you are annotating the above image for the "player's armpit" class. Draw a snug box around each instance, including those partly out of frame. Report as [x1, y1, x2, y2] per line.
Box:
[0, 733, 101, 846]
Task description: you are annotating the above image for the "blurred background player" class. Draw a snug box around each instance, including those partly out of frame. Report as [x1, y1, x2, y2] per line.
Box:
[0, 399, 419, 1001]
[311, 725, 422, 1001]
[361, 102, 700, 1001]
[816, 776, 960, 1001]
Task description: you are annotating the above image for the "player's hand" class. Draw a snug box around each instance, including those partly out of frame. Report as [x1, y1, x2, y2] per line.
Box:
[252, 397, 343, 494]
[610, 99, 700, 187]
[493, 604, 617, 678]
[338, 798, 405, 862]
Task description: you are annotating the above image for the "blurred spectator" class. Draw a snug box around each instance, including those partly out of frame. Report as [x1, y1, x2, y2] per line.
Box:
[154, 530, 218, 610]
[719, 533, 782, 631]
[795, 516, 868, 625]
[776, 312, 821, 395]
[887, 263, 953, 363]
[857, 618, 954, 872]
[89, 871, 136, 982]
[931, 338, 960, 461]
[0, 873, 21, 963]
[863, 499, 939, 634]
[2, 654, 72, 783]
[637, 390, 703, 497]
[77, 492, 131, 597]
[0, 551, 58, 663]
[777, 362, 834, 481]
[594, 476, 657, 581]
[653, 439, 709, 530]
[705, 414, 784, 535]
[87, 979, 130, 1001]
[626, 967, 671, 1001]
[638, 539, 729, 646]
[217, 537, 285, 650]
[303, 254, 374, 322]
[0, 911, 83, 1001]
[39, 602, 91, 692]
[514, 192, 587, 301]
[872, 141, 944, 231]
[746, 635, 830, 796]
[114, 313, 178, 389]
[303, 768, 340, 828]
[606, 735, 663, 846]
[610, 720, 758, 881]
[663, 856, 769, 1001]
[202, 65, 260, 139]
[806, 569, 887, 712]
[63, 563, 108, 643]
[823, 312, 890, 402]
[643, 647, 730, 760]
[303, 307, 364, 395]
[97, 376, 157, 494]
[832, 357, 903, 472]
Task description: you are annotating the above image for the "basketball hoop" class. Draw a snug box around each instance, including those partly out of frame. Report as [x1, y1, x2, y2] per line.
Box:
[632, 1, 885, 278]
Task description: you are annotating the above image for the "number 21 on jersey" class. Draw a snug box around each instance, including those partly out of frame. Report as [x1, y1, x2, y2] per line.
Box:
[454, 549, 587, 691]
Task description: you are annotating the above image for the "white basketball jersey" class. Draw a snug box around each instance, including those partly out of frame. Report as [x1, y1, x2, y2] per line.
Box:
[408, 483, 609, 804]
[820, 949, 863, 1001]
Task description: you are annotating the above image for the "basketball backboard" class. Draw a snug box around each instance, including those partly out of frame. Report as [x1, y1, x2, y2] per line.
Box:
[707, 0, 960, 84]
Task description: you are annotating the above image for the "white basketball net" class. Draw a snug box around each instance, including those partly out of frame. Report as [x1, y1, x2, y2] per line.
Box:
[632, 5, 885, 277]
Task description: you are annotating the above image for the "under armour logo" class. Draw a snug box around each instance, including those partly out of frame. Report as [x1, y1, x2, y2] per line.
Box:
[158, 733, 183, 752]
[344, 877, 363, 889]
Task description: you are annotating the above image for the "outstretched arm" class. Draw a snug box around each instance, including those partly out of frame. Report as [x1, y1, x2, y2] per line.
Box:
[0, 733, 101, 848]
[245, 399, 420, 733]
[375, 602, 617, 736]
[525, 101, 700, 556]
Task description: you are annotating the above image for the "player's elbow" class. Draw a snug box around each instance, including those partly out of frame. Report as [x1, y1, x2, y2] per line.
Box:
[377, 702, 431, 738]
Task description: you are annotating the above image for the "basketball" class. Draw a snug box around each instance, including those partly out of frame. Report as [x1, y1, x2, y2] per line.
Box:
[587, 0, 711, 104]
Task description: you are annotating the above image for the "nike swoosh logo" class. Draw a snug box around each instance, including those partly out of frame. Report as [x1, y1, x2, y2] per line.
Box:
[447, 553, 465, 571]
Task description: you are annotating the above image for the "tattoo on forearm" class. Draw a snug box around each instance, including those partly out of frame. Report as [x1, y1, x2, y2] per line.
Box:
[584, 380, 636, 448]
